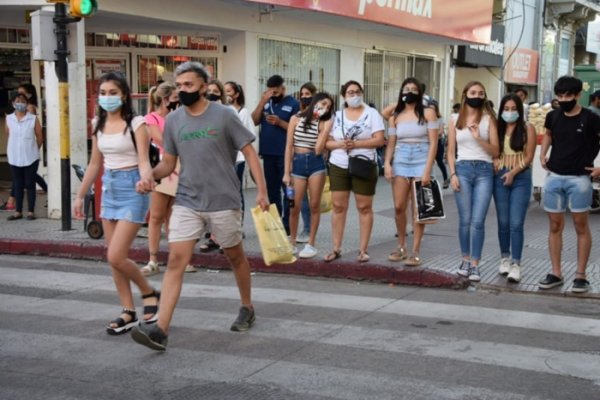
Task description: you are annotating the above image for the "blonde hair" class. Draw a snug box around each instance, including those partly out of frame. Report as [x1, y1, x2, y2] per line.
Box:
[147, 81, 176, 113]
[455, 81, 496, 129]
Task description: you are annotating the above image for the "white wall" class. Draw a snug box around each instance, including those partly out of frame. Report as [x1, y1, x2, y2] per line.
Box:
[454, 67, 503, 112]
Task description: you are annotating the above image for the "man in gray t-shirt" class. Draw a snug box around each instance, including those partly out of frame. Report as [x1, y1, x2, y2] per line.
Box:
[132, 62, 269, 352]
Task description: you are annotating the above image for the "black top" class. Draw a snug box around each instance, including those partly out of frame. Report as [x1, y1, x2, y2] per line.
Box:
[544, 108, 600, 175]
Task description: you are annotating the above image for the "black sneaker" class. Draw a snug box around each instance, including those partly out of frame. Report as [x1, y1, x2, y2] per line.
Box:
[538, 274, 564, 290]
[571, 278, 590, 293]
[230, 306, 255, 332]
[131, 323, 168, 351]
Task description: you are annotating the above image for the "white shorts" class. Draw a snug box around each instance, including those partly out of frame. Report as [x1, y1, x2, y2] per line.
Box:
[168, 205, 242, 248]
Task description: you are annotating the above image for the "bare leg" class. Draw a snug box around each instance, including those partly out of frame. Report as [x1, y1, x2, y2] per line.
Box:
[223, 242, 252, 306]
[547, 212, 565, 277]
[306, 173, 326, 246]
[354, 193, 374, 253]
[571, 212, 591, 276]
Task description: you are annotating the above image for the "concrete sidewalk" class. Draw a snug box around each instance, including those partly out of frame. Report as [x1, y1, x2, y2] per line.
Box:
[1, 175, 599, 298]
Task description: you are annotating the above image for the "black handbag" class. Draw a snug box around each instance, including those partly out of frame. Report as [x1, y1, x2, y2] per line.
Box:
[341, 110, 377, 180]
[413, 178, 445, 222]
[348, 154, 377, 180]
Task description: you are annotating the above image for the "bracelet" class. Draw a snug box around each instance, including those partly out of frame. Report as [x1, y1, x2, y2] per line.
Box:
[451, 173, 457, 177]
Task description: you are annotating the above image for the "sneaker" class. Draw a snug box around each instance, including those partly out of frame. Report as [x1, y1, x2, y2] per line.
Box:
[507, 263, 521, 283]
[131, 323, 168, 351]
[442, 179, 450, 189]
[297, 232, 310, 243]
[299, 244, 318, 259]
[141, 260, 160, 276]
[184, 264, 197, 273]
[571, 278, 590, 293]
[499, 257, 510, 276]
[468, 266, 481, 282]
[456, 260, 471, 277]
[230, 306, 255, 332]
[538, 274, 564, 290]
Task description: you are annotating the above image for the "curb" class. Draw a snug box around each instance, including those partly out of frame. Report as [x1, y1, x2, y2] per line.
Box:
[2, 239, 468, 289]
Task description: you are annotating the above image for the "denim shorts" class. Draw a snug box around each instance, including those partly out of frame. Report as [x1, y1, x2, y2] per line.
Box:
[543, 172, 592, 213]
[392, 143, 429, 178]
[291, 152, 327, 179]
[100, 168, 149, 224]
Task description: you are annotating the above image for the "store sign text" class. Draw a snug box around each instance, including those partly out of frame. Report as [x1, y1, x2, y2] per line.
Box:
[358, 0, 432, 18]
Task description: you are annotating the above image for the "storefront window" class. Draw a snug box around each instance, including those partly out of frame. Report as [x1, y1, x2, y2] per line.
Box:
[258, 38, 340, 104]
[85, 33, 218, 50]
[137, 55, 218, 94]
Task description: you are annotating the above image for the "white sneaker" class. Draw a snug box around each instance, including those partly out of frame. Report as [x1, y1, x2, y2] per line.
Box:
[184, 264, 197, 273]
[299, 244, 318, 259]
[141, 260, 160, 276]
[297, 232, 310, 243]
[499, 257, 510, 276]
[507, 263, 521, 283]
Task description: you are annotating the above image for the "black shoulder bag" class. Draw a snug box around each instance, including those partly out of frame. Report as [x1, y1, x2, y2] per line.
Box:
[130, 118, 160, 168]
[342, 110, 377, 180]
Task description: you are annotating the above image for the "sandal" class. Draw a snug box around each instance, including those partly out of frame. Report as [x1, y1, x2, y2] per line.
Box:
[404, 255, 422, 267]
[200, 238, 220, 253]
[26, 214, 36, 220]
[141, 260, 160, 276]
[141, 289, 160, 323]
[7, 214, 22, 221]
[106, 308, 138, 335]
[388, 246, 407, 262]
[357, 251, 370, 263]
[324, 250, 342, 262]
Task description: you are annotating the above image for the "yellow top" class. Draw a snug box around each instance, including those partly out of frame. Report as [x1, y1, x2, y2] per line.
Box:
[498, 134, 526, 170]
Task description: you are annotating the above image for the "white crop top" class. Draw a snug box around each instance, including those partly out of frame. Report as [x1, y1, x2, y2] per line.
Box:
[453, 114, 492, 163]
[96, 116, 146, 170]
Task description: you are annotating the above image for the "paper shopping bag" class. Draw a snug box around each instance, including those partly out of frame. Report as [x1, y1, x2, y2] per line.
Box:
[251, 204, 297, 266]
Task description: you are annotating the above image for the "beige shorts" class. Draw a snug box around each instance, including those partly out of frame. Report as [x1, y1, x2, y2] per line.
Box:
[168, 205, 242, 248]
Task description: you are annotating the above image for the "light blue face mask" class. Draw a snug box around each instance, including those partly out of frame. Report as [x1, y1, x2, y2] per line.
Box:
[13, 103, 27, 113]
[501, 110, 519, 123]
[98, 95, 123, 112]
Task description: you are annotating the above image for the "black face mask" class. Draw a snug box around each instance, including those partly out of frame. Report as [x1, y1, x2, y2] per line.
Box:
[179, 90, 201, 106]
[558, 99, 577, 113]
[466, 97, 485, 109]
[301, 97, 313, 107]
[271, 94, 284, 103]
[402, 92, 419, 104]
[167, 101, 178, 111]
[206, 93, 221, 102]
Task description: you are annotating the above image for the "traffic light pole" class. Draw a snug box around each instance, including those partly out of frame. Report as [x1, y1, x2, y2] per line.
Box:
[53, 2, 79, 231]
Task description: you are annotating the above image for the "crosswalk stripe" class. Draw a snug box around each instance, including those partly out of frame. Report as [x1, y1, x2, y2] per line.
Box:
[2, 266, 600, 338]
[1, 293, 599, 384]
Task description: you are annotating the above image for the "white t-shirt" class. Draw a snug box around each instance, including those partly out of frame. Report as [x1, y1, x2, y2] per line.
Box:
[236, 107, 256, 163]
[453, 114, 492, 163]
[96, 115, 146, 170]
[329, 106, 385, 169]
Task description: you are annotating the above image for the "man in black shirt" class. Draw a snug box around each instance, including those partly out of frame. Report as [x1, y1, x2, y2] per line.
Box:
[538, 76, 600, 293]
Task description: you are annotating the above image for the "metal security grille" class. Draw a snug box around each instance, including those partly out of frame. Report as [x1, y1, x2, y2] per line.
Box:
[258, 38, 340, 103]
[364, 50, 441, 111]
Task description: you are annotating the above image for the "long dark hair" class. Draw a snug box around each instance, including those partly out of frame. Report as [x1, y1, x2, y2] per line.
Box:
[497, 93, 527, 154]
[298, 92, 334, 132]
[225, 81, 246, 107]
[18, 83, 38, 107]
[393, 77, 425, 124]
[93, 71, 134, 136]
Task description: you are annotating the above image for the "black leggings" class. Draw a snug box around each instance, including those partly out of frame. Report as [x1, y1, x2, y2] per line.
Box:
[10, 160, 39, 213]
[435, 138, 448, 181]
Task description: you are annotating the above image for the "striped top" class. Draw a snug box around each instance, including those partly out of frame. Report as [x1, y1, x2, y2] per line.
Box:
[293, 117, 319, 149]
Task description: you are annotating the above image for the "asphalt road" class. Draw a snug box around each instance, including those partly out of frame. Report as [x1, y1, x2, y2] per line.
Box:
[1, 254, 599, 400]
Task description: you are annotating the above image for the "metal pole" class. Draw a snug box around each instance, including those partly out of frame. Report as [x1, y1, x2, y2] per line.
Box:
[54, 2, 71, 231]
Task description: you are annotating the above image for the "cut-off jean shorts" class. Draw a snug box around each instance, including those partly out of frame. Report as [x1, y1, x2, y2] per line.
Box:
[543, 172, 592, 213]
[392, 142, 429, 178]
[291, 151, 327, 179]
[100, 168, 149, 224]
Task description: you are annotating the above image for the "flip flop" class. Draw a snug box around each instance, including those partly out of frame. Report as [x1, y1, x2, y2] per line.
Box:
[357, 251, 370, 263]
[404, 256, 422, 267]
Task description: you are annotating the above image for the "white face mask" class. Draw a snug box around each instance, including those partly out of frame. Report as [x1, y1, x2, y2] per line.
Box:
[346, 96, 363, 108]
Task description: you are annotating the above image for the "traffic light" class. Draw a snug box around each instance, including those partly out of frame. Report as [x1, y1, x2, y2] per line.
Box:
[69, 0, 97, 17]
